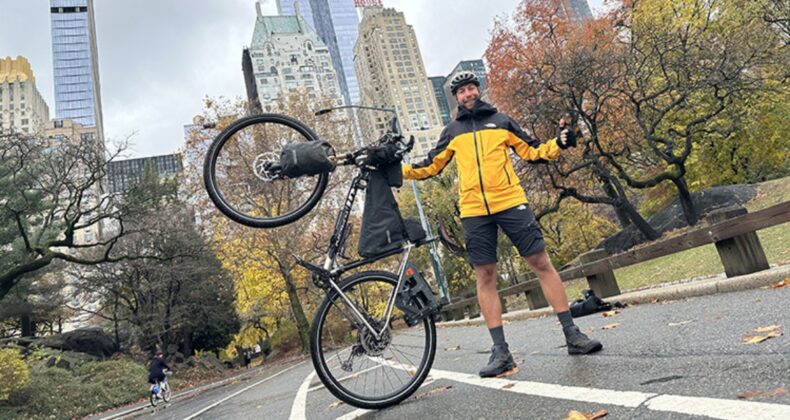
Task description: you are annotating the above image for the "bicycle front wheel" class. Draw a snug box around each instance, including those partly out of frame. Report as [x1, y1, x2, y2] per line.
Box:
[203, 113, 328, 228]
[310, 270, 437, 409]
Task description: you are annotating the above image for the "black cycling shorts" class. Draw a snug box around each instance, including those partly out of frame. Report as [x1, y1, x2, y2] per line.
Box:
[461, 203, 545, 265]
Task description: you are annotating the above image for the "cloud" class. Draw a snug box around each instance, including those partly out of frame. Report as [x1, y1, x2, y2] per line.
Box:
[1, 0, 606, 158]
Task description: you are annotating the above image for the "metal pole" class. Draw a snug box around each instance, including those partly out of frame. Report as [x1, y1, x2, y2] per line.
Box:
[410, 179, 450, 301]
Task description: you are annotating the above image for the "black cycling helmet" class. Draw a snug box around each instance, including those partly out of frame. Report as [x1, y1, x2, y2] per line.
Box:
[449, 71, 480, 95]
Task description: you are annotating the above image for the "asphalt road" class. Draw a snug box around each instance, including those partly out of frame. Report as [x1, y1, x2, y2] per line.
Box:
[128, 285, 789, 420]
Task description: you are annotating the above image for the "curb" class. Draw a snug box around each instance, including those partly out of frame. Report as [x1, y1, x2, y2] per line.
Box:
[437, 264, 790, 328]
[91, 357, 308, 420]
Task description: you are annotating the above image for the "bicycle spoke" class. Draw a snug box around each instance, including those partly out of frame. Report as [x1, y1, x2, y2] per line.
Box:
[317, 273, 435, 405]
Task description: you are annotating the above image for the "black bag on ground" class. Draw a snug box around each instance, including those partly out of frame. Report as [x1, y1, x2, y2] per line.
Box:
[280, 140, 335, 178]
[358, 169, 425, 258]
[569, 289, 621, 318]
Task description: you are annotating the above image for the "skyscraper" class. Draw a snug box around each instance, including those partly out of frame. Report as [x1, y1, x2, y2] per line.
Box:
[247, 4, 343, 110]
[354, 7, 443, 160]
[559, 0, 593, 22]
[0, 56, 50, 134]
[50, 0, 104, 141]
[277, 0, 360, 104]
[429, 76, 451, 125]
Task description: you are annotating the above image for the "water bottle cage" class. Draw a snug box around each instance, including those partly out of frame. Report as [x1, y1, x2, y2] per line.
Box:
[394, 262, 440, 327]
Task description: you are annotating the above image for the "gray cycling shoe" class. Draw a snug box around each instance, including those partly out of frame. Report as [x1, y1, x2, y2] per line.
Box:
[564, 326, 603, 355]
[479, 344, 518, 378]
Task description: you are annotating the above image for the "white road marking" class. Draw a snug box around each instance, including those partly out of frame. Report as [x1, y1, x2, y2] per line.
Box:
[289, 370, 317, 420]
[646, 394, 790, 420]
[427, 368, 790, 420]
[309, 358, 790, 419]
[182, 361, 305, 420]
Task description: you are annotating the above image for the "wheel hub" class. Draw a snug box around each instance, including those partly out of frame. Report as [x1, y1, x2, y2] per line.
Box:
[358, 319, 391, 357]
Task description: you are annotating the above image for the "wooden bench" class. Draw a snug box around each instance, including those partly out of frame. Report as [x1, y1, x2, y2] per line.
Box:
[441, 200, 790, 319]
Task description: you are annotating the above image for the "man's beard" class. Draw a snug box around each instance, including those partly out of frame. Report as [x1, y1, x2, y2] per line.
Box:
[462, 95, 479, 109]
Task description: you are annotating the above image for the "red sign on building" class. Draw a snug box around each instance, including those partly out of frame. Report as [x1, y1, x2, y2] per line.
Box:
[354, 0, 383, 7]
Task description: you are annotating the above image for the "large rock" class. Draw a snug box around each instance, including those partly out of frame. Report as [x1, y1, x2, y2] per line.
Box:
[39, 327, 117, 358]
[599, 184, 757, 254]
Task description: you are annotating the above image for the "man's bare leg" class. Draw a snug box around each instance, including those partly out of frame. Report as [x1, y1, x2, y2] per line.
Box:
[474, 263, 503, 328]
[524, 250, 603, 355]
[474, 263, 518, 377]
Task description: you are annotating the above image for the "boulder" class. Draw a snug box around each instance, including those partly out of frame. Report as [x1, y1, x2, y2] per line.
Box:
[599, 184, 757, 253]
[39, 327, 117, 358]
[170, 352, 186, 364]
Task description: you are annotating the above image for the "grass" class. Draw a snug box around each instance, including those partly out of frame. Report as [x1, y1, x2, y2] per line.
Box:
[560, 177, 790, 300]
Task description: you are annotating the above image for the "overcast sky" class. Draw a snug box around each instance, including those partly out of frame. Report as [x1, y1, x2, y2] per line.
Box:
[1, 0, 606, 158]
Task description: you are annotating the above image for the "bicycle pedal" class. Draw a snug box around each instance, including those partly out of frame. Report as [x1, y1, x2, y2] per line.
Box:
[495, 367, 519, 378]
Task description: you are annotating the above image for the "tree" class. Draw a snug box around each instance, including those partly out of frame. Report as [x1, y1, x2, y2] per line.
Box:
[0, 131, 162, 302]
[72, 168, 238, 354]
[485, 0, 661, 240]
[608, 0, 786, 225]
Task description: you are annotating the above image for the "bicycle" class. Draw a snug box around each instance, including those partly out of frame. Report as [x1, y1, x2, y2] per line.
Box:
[203, 107, 448, 409]
[150, 370, 172, 407]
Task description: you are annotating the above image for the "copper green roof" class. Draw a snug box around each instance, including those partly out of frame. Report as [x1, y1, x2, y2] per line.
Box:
[251, 15, 322, 48]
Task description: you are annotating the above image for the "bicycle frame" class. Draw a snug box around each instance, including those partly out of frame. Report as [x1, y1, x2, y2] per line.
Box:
[308, 167, 432, 340]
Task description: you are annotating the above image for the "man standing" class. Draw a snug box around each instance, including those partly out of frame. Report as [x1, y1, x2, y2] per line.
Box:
[403, 71, 602, 378]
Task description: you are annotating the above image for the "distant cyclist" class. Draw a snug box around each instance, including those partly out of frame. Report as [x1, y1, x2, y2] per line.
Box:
[403, 71, 602, 378]
[147, 350, 171, 391]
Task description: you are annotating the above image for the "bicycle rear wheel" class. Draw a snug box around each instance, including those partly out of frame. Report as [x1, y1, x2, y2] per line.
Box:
[310, 270, 437, 409]
[203, 113, 328, 228]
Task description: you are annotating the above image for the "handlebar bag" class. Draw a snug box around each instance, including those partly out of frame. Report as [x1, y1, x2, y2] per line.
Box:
[280, 140, 336, 178]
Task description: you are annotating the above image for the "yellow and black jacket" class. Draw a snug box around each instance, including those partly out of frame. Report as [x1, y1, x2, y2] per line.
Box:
[403, 100, 561, 218]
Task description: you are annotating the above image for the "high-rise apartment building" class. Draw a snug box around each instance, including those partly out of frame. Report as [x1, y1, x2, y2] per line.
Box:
[354, 7, 443, 160]
[107, 153, 183, 194]
[50, 0, 104, 142]
[442, 59, 488, 116]
[247, 3, 344, 110]
[277, 0, 360, 105]
[559, 0, 593, 22]
[429, 76, 451, 125]
[0, 56, 50, 134]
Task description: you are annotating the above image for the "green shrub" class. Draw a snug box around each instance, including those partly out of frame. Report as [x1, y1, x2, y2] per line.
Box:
[0, 348, 29, 400]
[0, 358, 148, 420]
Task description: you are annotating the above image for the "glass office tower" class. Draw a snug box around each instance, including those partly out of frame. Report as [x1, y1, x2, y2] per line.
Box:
[50, 0, 104, 139]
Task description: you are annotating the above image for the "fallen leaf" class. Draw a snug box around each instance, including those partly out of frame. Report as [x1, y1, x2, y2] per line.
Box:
[650, 298, 659, 304]
[564, 409, 609, 420]
[502, 383, 516, 389]
[754, 325, 781, 333]
[407, 369, 416, 377]
[444, 345, 461, 351]
[771, 279, 789, 289]
[411, 385, 453, 400]
[737, 387, 787, 400]
[668, 320, 693, 327]
[328, 401, 344, 409]
[742, 331, 783, 344]
[602, 310, 620, 318]
[601, 323, 620, 330]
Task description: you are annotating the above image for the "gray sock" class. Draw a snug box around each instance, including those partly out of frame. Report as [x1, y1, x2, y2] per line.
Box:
[489, 326, 507, 346]
[557, 311, 575, 330]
